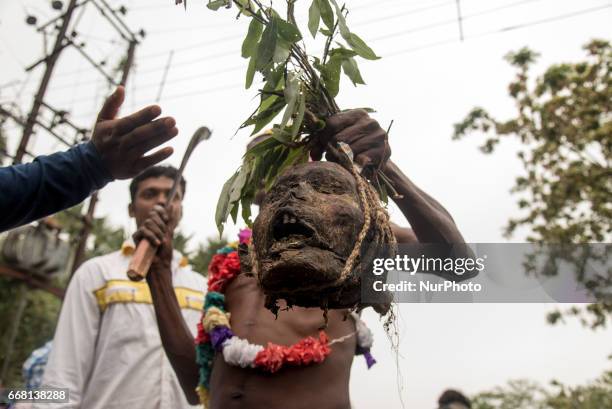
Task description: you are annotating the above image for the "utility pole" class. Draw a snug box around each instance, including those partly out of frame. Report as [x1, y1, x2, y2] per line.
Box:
[13, 0, 79, 165]
[0, 0, 144, 384]
[455, 0, 465, 42]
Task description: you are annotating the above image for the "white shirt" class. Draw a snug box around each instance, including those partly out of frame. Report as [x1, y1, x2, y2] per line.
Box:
[36, 247, 206, 409]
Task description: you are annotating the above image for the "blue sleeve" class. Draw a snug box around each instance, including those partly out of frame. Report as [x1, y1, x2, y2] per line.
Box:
[0, 141, 113, 232]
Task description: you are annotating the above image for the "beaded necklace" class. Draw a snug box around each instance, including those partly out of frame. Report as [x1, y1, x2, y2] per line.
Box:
[194, 229, 376, 406]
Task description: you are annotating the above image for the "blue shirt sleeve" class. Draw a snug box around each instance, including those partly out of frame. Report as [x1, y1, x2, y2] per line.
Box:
[0, 141, 113, 232]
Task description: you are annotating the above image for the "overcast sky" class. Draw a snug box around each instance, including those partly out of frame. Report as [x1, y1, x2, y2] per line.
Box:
[1, 0, 611, 407]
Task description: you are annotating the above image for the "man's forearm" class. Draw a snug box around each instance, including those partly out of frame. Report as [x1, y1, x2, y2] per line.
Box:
[0, 142, 112, 232]
[147, 266, 200, 405]
[383, 160, 466, 244]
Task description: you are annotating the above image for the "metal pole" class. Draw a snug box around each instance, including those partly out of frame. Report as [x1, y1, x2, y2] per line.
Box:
[455, 0, 464, 42]
[70, 192, 98, 275]
[156, 50, 174, 102]
[14, 0, 79, 164]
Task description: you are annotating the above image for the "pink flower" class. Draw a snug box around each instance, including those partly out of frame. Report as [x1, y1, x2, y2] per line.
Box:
[238, 228, 252, 245]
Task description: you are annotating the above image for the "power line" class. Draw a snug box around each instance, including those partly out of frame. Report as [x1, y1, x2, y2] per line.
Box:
[50, 1, 610, 107]
[369, 0, 546, 43]
[147, 4, 612, 104]
[385, 3, 612, 57]
[352, 0, 456, 27]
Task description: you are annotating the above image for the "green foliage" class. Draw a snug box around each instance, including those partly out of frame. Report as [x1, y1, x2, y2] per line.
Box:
[53, 205, 126, 261]
[472, 366, 612, 409]
[0, 283, 61, 387]
[190, 237, 229, 275]
[454, 39, 611, 243]
[453, 39, 612, 328]
[0, 208, 216, 387]
[203, 0, 380, 234]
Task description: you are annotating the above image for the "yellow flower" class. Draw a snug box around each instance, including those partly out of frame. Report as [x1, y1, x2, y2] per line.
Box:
[202, 307, 230, 332]
[120, 241, 135, 256]
[196, 385, 209, 407]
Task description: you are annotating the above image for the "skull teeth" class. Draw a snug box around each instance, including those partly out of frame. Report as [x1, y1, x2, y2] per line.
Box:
[283, 214, 297, 224]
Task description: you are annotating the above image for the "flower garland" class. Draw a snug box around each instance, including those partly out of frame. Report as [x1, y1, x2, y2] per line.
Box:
[195, 229, 375, 407]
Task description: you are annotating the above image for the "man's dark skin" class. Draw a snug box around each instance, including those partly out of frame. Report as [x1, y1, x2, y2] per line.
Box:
[143, 109, 468, 408]
[93, 86, 179, 179]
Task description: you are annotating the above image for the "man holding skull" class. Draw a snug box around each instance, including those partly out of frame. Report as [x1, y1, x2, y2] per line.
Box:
[144, 109, 469, 409]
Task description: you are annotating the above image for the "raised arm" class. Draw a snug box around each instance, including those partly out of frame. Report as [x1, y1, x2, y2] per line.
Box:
[317, 109, 466, 244]
[0, 86, 178, 232]
[139, 205, 200, 405]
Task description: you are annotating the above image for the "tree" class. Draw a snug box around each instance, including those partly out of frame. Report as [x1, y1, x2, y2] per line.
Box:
[472, 365, 612, 409]
[189, 236, 229, 275]
[453, 39, 611, 329]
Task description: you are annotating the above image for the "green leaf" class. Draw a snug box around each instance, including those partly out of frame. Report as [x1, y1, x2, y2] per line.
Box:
[229, 201, 239, 224]
[259, 94, 279, 113]
[273, 38, 291, 63]
[328, 47, 357, 59]
[227, 162, 252, 225]
[235, 0, 253, 16]
[317, 0, 334, 30]
[329, 0, 380, 60]
[275, 17, 302, 43]
[241, 16, 263, 58]
[290, 91, 306, 137]
[245, 52, 257, 89]
[278, 146, 308, 177]
[241, 195, 253, 226]
[215, 171, 239, 234]
[320, 55, 342, 97]
[207, 0, 228, 11]
[329, 0, 349, 38]
[261, 65, 284, 99]
[256, 18, 277, 71]
[245, 97, 287, 135]
[341, 57, 365, 85]
[263, 146, 290, 188]
[280, 73, 300, 129]
[346, 32, 380, 60]
[308, 0, 320, 38]
[246, 132, 282, 157]
[320, 28, 333, 36]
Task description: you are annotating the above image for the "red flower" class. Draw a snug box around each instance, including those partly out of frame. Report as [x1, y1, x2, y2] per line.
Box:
[208, 279, 224, 293]
[283, 346, 302, 364]
[194, 322, 211, 345]
[223, 252, 241, 275]
[299, 348, 315, 365]
[208, 254, 226, 277]
[207, 251, 242, 293]
[254, 343, 285, 373]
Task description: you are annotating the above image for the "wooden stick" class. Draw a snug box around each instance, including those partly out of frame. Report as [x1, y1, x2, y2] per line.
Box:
[126, 240, 157, 281]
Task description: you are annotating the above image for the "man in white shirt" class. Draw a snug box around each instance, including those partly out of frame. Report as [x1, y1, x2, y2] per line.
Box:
[37, 165, 205, 409]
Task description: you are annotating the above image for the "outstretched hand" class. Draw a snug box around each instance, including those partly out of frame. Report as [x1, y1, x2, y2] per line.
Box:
[92, 86, 178, 179]
[310, 109, 391, 169]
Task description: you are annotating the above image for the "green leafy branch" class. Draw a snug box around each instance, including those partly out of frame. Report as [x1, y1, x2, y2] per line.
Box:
[183, 0, 382, 233]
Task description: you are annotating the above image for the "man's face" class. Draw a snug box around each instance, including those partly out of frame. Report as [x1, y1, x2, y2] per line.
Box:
[252, 161, 364, 308]
[129, 176, 183, 230]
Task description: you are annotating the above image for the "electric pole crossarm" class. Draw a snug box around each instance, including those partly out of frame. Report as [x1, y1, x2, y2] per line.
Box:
[15, 0, 79, 164]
